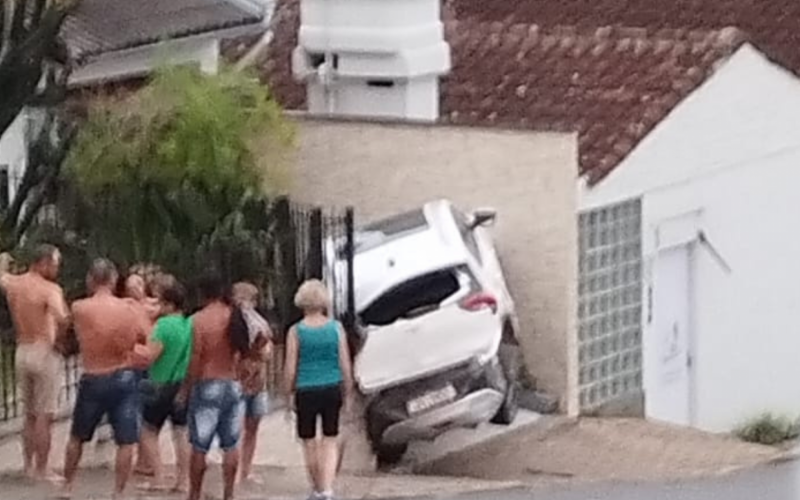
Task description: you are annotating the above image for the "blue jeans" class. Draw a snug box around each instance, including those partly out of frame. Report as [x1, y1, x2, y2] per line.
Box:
[188, 380, 243, 454]
[243, 392, 269, 419]
[71, 369, 140, 446]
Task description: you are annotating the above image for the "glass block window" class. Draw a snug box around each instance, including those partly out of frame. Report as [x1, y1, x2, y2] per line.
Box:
[578, 198, 643, 411]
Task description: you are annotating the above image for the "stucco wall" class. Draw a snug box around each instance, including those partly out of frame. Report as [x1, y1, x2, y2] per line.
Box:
[583, 44, 800, 431]
[289, 117, 580, 414]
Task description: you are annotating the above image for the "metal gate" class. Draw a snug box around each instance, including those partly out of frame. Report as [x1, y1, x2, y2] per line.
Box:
[0, 196, 356, 421]
[577, 198, 644, 413]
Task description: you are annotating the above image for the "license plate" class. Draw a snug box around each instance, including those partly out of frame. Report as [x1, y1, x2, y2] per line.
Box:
[406, 385, 457, 415]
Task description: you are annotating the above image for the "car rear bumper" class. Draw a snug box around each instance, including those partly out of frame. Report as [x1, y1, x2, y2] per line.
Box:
[381, 388, 504, 445]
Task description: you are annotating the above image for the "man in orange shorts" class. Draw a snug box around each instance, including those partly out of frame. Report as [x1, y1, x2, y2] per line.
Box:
[0, 244, 70, 482]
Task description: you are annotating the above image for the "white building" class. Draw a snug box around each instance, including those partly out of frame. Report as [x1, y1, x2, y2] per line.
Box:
[582, 43, 800, 432]
[252, 0, 800, 430]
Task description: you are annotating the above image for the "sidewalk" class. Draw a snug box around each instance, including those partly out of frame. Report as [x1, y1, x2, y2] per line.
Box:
[0, 411, 521, 499]
[417, 417, 791, 486]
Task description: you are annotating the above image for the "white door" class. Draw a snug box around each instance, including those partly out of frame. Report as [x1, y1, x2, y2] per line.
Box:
[646, 245, 693, 426]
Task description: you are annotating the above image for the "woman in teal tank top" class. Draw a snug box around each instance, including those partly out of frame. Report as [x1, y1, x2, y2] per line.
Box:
[285, 279, 354, 500]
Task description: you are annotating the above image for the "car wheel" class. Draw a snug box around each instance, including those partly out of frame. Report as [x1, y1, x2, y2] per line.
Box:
[375, 443, 409, 469]
[366, 405, 408, 469]
[491, 343, 520, 425]
[491, 373, 519, 425]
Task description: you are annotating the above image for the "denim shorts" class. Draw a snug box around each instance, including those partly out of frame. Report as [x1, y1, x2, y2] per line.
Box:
[142, 382, 188, 430]
[188, 380, 243, 454]
[243, 392, 269, 419]
[71, 369, 140, 446]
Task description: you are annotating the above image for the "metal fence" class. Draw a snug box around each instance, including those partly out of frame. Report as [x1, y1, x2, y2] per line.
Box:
[0, 196, 355, 421]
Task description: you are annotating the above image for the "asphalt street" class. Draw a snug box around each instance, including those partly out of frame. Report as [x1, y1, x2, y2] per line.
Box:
[406, 461, 798, 500]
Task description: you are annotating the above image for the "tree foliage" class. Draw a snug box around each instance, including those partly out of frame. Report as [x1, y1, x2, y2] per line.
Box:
[63, 65, 294, 275]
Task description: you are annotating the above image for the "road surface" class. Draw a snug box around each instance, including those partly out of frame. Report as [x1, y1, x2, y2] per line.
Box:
[406, 461, 798, 500]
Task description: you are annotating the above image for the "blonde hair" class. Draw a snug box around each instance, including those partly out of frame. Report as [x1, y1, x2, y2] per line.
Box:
[232, 281, 259, 305]
[294, 279, 331, 312]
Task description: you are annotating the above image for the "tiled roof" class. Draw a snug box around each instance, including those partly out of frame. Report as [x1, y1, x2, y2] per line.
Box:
[247, 0, 745, 184]
[450, 0, 800, 76]
[62, 0, 267, 60]
[441, 21, 745, 183]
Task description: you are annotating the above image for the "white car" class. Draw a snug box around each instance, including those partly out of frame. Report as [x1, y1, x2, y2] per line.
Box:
[325, 200, 521, 466]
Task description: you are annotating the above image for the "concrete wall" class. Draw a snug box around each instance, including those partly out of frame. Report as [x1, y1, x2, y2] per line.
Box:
[289, 117, 580, 414]
[583, 44, 800, 431]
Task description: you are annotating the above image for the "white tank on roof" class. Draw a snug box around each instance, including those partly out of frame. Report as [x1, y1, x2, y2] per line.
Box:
[292, 0, 451, 121]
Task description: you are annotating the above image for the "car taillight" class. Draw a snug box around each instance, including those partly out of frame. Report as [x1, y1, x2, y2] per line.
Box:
[459, 292, 498, 313]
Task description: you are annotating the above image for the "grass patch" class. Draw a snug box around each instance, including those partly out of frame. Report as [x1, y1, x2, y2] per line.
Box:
[735, 413, 800, 446]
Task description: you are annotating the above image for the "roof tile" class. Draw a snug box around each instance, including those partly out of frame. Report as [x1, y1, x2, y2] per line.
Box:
[62, 0, 266, 60]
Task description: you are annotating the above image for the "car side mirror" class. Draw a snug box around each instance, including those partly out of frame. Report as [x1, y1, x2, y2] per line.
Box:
[469, 208, 497, 229]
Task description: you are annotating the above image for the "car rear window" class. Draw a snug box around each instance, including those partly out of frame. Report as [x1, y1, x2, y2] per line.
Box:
[360, 267, 469, 327]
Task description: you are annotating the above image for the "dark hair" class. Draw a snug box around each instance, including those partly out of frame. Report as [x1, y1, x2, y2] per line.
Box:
[197, 272, 225, 302]
[228, 306, 251, 355]
[88, 258, 118, 286]
[32, 244, 58, 265]
[161, 281, 187, 312]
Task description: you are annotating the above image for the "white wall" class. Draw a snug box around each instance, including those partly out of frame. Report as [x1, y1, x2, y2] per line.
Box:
[70, 37, 221, 87]
[583, 44, 800, 431]
[294, 0, 450, 120]
[0, 112, 29, 202]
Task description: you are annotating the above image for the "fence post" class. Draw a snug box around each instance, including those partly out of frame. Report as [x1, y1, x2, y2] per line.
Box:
[273, 197, 297, 341]
[344, 207, 356, 332]
[307, 208, 323, 281]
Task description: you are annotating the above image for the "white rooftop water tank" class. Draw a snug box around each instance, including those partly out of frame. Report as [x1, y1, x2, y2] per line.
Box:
[292, 0, 451, 121]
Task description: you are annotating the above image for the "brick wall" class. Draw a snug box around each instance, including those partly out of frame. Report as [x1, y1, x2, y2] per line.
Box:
[288, 117, 580, 414]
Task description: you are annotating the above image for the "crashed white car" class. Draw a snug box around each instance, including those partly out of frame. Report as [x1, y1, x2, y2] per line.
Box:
[326, 200, 521, 466]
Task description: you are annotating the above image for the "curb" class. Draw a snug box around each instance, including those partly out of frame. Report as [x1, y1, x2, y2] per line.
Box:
[410, 415, 571, 474]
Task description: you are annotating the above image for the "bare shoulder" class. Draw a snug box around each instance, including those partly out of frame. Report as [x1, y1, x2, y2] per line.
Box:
[70, 298, 89, 315]
[0, 272, 18, 290]
[45, 280, 65, 298]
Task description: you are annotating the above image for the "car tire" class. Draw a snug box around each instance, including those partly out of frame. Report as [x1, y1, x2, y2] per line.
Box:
[491, 343, 520, 425]
[366, 405, 408, 469]
[375, 443, 409, 469]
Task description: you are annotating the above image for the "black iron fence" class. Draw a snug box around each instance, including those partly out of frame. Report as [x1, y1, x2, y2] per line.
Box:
[0, 195, 355, 421]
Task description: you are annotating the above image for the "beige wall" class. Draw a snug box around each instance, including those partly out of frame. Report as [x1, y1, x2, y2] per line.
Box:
[289, 117, 580, 415]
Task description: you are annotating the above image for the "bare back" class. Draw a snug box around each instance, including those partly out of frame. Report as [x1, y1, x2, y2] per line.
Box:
[72, 294, 151, 375]
[190, 301, 238, 381]
[2, 272, 67, 346]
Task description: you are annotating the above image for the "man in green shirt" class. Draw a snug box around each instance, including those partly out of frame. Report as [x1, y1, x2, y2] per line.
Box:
[133, 280, 192, 492]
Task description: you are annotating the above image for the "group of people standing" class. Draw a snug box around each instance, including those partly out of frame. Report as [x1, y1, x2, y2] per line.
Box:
[0, 244, 355, 500]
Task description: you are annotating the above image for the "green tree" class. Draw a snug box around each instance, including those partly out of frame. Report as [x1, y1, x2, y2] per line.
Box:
[0, 0, 75, 248]
[63, 65, 294, 277]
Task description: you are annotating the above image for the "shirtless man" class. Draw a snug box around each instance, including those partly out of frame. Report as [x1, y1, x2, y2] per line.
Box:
[120, 272, 162, 475]
[186, 274, 244, 500]
[60, 259, 152, 499]
[0, 245, 69, 482]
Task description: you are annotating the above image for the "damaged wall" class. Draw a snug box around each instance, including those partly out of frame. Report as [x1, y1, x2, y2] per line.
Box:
[289, 117, 580, 415]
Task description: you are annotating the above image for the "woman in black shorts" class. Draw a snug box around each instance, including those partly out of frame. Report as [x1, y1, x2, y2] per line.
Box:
[284, 280, 354, 500]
